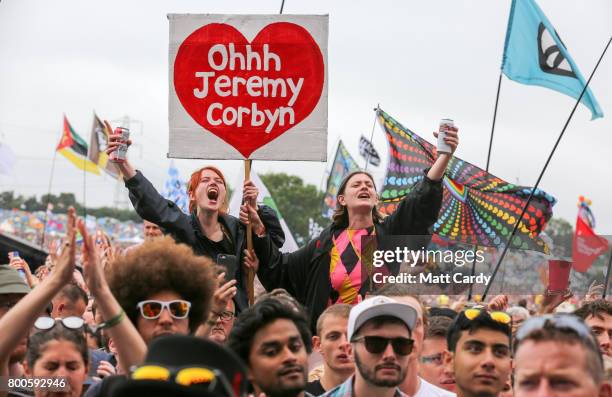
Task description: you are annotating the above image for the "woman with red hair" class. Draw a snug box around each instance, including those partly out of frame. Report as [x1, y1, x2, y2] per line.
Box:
[106, 131, 284, 312]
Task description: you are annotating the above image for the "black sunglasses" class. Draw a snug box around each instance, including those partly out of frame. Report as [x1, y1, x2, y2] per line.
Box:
[352, 336, 414, 356]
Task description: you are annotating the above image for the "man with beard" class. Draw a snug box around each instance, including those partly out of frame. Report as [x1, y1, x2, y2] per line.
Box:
[306, 304, 354, 395]
[0, 265, 30, 390]
[444, 308, 512, 397]
[321, 296, 416, 397]
[373, 284, 455, 396]
[228, 298, 314, 397]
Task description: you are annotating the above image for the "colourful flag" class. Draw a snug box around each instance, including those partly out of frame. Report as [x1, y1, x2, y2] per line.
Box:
[572, 197, 609, 272]
[89, 114, 120, 179]
[501, 0, 603, 119]
[322, 141, 360, 218]
[162, 161, 189, 214]
[56, 115, 100, 175]
[377, 109, 556, 252]
[228, 171, 299, 253]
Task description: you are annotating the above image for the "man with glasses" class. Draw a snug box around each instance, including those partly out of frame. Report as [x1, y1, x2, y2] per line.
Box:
[0, 265, 30, 379]
[321, 296, 416, 397]
[445, 308, 512, 397]
[514, 314, 612, 397]
[419, 315, 456, 393]
[206, 298, 235, 345]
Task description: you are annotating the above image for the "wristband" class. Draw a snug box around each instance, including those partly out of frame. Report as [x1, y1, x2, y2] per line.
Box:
[99, 309, 125, 330]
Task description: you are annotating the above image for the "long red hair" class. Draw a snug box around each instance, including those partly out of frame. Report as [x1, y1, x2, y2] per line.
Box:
[187, 166, 229, 214]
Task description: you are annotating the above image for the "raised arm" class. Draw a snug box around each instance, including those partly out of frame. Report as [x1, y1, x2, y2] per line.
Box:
[78, 220, 147, 373]
[426, 125, 459, 181]
[105, 120, 191, 237]
[0, 208, 77, 367]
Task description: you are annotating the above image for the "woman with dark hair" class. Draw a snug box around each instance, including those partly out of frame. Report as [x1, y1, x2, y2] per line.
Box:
[106, 125, 285, 311]
[25, 324, 89, 397]
[251, 126, 459, 331]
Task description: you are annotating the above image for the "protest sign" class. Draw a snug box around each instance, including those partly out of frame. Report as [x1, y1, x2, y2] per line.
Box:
[169, 14, 328, 160]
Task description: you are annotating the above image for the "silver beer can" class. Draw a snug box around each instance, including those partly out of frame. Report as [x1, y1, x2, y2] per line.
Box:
[111, 127, 130, 162]
[437, 118, 454, 154]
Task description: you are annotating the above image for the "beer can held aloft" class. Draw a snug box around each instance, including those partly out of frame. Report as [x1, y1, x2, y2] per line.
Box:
[437, 118, 454, 154]
[111, 127, 130, 162]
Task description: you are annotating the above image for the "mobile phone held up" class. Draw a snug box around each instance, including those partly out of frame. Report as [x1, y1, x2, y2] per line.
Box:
[216, 254, 238, 283]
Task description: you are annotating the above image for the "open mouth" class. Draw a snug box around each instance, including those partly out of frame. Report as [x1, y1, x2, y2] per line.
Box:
[357, 192, 371, 199]
[207, 187, 219, 201]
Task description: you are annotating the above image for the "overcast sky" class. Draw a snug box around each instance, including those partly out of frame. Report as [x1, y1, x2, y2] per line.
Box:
[0, 0, 610, 232]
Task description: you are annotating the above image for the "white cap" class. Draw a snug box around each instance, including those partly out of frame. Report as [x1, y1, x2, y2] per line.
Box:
[347, 296, 417, 341]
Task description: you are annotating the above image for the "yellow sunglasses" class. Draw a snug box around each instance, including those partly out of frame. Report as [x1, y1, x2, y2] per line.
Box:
[464, 308, 511, 325]
[131, 365, 233, 394]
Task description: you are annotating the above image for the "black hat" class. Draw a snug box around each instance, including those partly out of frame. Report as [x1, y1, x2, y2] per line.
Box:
[110, 335, 249, 397]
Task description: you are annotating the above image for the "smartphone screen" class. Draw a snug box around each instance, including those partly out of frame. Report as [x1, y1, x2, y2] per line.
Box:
[216, 254, 238, 283]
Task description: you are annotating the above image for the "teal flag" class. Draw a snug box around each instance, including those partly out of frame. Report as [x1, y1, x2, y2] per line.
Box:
[502, 0, 603, 119]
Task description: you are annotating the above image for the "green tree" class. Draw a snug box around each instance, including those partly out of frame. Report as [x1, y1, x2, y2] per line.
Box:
[260, 173, 327, 246]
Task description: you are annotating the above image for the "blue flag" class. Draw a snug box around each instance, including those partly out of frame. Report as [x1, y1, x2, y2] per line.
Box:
[163, 161, 189, 214]
[501, 0, 603, 119]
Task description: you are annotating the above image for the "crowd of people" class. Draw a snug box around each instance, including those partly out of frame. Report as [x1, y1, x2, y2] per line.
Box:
[0, 124, 611, 397]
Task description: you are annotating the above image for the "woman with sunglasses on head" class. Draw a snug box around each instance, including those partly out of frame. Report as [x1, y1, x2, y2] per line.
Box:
[0, 209, 86, 395]
[249, 126, 459, 332]
[24, 317, 90, 397]
[105, 122, 285, 313]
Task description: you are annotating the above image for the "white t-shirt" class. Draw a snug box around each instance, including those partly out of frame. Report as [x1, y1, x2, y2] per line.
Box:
[413, 377, 456, 397]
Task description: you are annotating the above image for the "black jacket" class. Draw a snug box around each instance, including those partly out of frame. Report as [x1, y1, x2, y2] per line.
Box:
[125, 170, 285, 311]
[255, 174, 443, 331]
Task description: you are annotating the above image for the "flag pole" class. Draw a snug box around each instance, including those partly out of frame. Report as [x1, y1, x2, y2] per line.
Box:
[483, 35, 612, 300]
[467, 72, 503, 300]
[364, 104, 380, 171]
[244, 159, 254, 305]
[603, 249, 612, 299]
[41, 127, 61, 249]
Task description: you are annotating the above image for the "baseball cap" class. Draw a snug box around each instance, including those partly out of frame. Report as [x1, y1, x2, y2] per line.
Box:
[0, 265, 30, 295]
[347, 296, 417, 341]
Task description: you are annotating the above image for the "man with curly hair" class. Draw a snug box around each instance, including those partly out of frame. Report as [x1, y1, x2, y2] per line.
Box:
[84, 236, 216, 397]
[106, 236, 215, 344]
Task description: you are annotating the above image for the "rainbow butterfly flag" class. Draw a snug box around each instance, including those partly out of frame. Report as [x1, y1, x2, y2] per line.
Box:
[377, 109, 556, 252]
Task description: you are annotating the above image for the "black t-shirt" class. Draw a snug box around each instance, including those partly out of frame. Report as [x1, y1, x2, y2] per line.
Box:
[306, 379, 326, 396]
[205, 232, 234, 257]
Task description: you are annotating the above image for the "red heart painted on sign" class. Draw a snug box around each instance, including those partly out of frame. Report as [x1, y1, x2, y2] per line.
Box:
[174, 22, 324, 158]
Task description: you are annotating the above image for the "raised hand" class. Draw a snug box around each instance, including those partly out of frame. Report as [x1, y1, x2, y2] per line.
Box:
[53, 207, 77, 285]
[212, 272, 237, 314]
[77, 218, 108, 296]
[433, 125, 459, 155]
